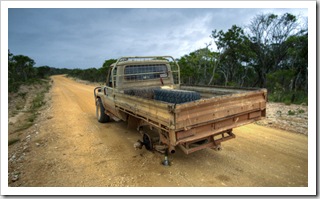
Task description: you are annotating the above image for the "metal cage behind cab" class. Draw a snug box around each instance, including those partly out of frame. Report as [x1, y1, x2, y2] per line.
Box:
[110, 56, 180, 89]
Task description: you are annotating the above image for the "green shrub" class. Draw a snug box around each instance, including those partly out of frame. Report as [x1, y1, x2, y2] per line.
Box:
[18, 92, 27, 99]
[31, 92, 45, 109]
[276, 110, 282, 116]
[284, 100, 291, 105]
[268, 90, 307, 105]
[288, 110, 295, 115]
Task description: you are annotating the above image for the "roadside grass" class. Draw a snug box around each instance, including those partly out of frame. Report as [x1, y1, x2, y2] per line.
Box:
[17, 92, 27, 100]
[31, 92, 46, 110]
[12, 79, 51, 133]
[14, 121, 34, 133]
[8, 138, 20, 146]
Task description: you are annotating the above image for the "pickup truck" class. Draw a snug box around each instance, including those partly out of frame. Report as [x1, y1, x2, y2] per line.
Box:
[94, 56, 267, 156]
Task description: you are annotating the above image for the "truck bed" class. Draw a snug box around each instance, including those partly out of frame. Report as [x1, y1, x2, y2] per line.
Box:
[114, 85, 266, 136]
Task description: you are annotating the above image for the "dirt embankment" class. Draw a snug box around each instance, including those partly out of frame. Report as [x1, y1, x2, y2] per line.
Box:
[8, 75, 308, 188]
[255, 102, 308, 135]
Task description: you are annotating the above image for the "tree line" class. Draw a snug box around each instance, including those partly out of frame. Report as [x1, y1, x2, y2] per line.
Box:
[8, 50, 70, 92]
[178, 13, 307, 104]
[8, 50, 116, 92]
[9, 12, 307, 104]
[67, 59, 116, 83]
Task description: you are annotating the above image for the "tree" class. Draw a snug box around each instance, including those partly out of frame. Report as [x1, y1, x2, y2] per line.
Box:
[285, 31, 308, 92]
[36, 66, 51, 78]
[282, 31, 308, 103]
[247, 13, 299, 88]
[211, 25, 254, 86]
[8, 52, 37, 91]
[66, 59, 117, 83]
[178, 54, 198, 84]
[99, 59, 117, 82]
[10, 55, 36, 81]
[178, 46, 219, 85]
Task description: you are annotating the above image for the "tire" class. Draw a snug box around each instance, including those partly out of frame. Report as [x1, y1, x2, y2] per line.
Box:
[96, 98, 110, 123]
[143, 133, 153, 151]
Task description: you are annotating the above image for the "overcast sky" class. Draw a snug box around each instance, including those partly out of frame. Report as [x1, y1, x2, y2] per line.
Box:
[8, 7, 307, 69]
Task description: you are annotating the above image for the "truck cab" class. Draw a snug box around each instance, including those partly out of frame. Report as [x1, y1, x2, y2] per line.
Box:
[105, 57, 179, 91]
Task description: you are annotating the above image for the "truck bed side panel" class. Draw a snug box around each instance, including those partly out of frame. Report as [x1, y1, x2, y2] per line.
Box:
[114, 92, 174, 129]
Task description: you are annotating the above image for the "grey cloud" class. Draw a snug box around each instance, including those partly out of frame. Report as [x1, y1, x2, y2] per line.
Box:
[9, 8, 307, 69]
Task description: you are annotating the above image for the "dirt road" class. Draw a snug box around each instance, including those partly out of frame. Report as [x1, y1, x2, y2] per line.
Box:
[9, 75, 308, 187]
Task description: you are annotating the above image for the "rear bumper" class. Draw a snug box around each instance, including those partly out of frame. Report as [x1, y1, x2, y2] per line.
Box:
[178, 129, 235, 154]
[175, 110, 265, 154]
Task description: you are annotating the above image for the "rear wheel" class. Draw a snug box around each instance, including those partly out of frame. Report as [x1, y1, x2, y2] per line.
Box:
[96, 98, 110, 123]
[143, 133, 153, 151]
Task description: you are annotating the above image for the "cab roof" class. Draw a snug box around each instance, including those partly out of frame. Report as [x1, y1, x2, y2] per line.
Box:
[111, 59, 169, 67]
